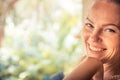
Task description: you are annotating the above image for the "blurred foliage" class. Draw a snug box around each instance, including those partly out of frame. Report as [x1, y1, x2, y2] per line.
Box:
[0, 0, 85, 80]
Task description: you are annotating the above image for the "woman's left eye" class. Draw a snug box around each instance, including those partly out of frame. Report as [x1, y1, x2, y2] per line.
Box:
[105, 29, 116, 33]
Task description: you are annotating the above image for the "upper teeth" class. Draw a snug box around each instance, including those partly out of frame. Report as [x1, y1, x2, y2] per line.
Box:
[90, 45, 103, 51]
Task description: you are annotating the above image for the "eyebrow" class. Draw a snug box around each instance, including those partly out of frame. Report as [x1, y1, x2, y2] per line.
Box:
[103, 24, 120, 29]
[86, 17, 94, 24]
[86, 17, 120, 29]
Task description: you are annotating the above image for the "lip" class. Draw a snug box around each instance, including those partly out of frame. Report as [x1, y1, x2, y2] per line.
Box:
[89, 45, 105, 51]
[87, 43, 106, 53]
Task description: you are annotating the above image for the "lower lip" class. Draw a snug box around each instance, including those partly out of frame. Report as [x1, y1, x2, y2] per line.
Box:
[87, 45, 106, 55]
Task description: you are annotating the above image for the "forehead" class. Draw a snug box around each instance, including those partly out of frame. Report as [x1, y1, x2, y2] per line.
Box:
[92, 1, 120, 11]
[87, 1, 120, 27]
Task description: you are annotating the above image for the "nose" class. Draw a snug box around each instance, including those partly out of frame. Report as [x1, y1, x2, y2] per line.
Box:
[88, 30, 102, 43]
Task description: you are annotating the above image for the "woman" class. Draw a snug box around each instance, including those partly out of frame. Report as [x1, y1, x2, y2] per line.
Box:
[64, 0, 120, 80]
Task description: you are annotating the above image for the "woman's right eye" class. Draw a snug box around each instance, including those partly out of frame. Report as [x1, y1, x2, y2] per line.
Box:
[85, 23, 94, 29]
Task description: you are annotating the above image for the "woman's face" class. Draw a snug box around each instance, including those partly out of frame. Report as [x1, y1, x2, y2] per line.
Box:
[82, 1, 120, 62]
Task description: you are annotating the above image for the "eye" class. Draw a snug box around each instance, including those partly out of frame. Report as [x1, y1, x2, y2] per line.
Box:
[105, 28, 116, 33]
[85, 23, 94, 29]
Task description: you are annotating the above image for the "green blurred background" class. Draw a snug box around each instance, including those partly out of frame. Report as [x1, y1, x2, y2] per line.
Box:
[0, 0, 93, 80]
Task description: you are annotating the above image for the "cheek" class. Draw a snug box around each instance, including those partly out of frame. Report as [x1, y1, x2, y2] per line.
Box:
[104, 37, 120, 49]
[82, 27, 90, 40]
[104, 37, 120, 58]
[82, 30, 89, 44]
[101, 37, 120, 62]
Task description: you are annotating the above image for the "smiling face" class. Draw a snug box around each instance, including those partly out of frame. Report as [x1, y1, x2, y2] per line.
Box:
[82, 1, 120, 63]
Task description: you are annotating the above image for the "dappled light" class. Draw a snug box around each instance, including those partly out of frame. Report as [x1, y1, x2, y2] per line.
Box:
[0, 0, 84, 80]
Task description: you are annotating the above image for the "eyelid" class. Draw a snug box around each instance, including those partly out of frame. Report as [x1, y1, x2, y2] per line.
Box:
[104, 27, 116, 33]
[105, 28, 116, 33]
[85, 23, 94, 28]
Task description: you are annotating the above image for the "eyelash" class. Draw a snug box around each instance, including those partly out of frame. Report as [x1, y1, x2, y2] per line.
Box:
[85, 23, 94, 29]
[85, 23, 116, 33]
[105, 28, 116, 33]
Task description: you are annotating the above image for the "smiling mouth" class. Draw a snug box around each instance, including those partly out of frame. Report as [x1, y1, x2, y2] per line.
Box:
[89, 44, 106, 52]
